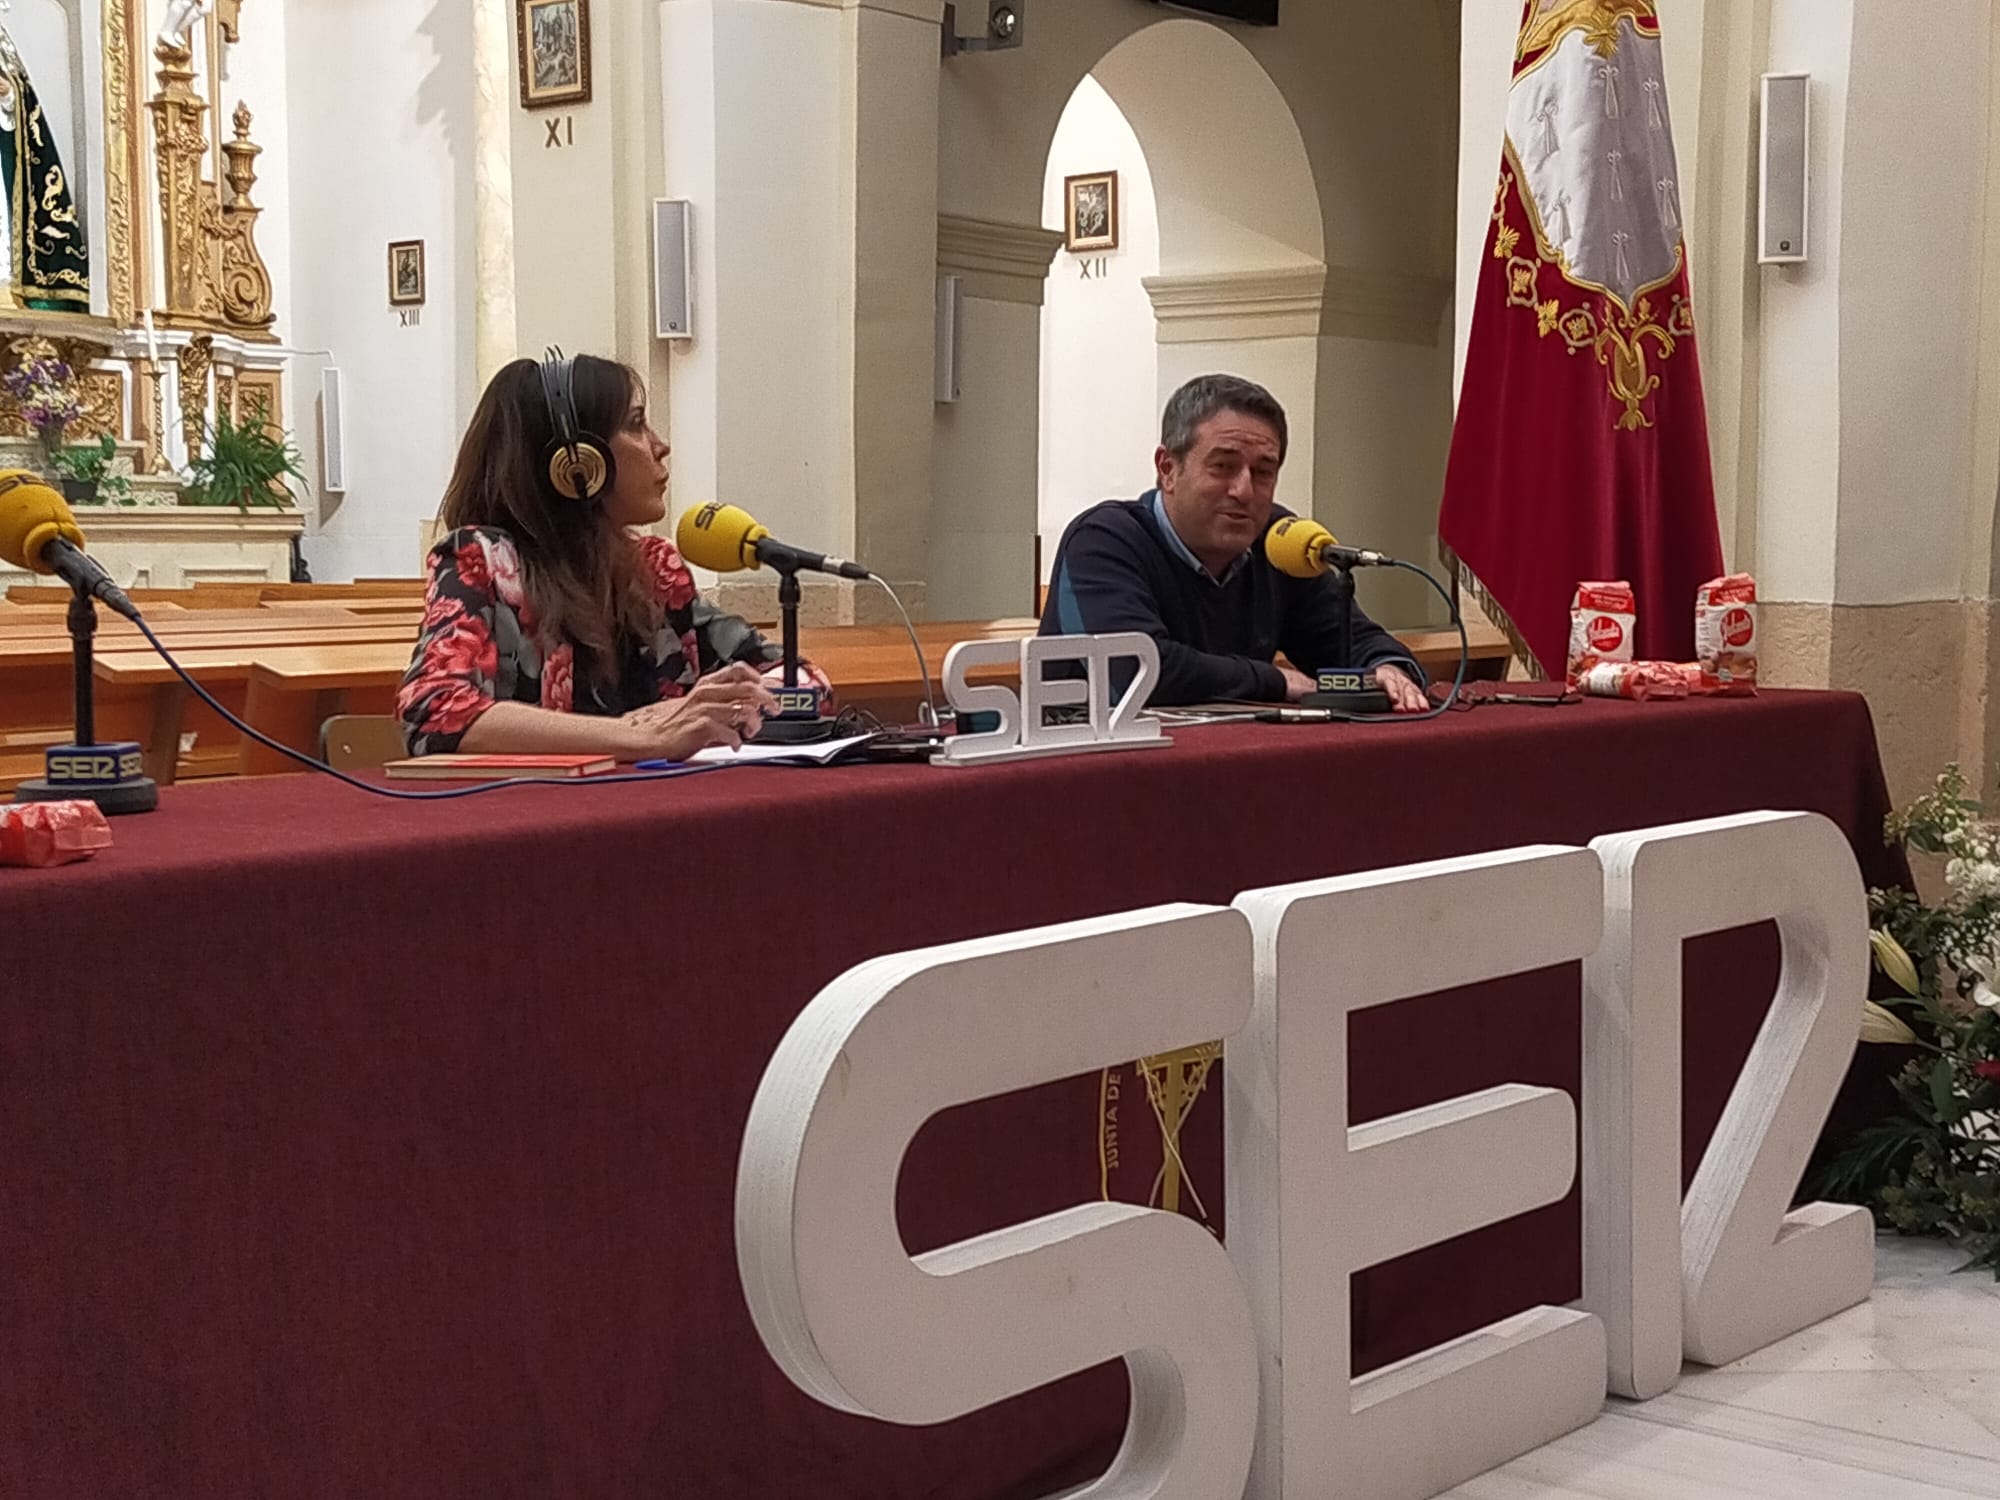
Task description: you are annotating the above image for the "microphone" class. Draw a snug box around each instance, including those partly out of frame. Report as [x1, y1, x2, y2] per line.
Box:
[1265, 516, 1395, 578]
[0, 473, 140, 620]
[675, 502, 873, 581]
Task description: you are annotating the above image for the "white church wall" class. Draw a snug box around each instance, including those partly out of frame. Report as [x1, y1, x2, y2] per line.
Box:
[221, 0, 293, 351]
[283, 0, 474, 582]
[1037, 76, 1161, 585]
[508, 0, 616, 360]
[938, 2, 1457, 624]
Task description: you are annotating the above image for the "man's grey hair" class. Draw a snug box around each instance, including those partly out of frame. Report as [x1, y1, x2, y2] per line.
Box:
[1160, 374, 1289, 462]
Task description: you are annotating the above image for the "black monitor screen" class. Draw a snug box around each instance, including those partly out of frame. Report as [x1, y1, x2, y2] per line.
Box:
[1152, 0, 1280, 24]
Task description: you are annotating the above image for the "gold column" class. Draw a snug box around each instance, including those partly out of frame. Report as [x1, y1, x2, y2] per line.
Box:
[218, 103, 275, 327]
[177, 333, 213, 456]
[139, 359, 171, 473]
[148, 38, 214, 320]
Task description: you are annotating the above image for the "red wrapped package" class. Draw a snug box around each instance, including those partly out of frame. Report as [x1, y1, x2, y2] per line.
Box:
[0, 800, 113, 868]
[1579, 660, 1690, 702]
[1695, 574, 1759, 695]
[1567, 581, 1637, 687]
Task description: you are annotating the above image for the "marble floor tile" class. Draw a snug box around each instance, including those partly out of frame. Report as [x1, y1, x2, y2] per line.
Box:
[1441, 1234, 2000, 1499]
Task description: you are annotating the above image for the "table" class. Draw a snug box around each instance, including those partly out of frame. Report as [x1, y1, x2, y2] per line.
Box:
[0, 692, 1903, 1500]
[120, 622, 1515, 778]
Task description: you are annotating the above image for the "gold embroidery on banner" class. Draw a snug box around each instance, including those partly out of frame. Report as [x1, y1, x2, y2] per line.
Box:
[1491, 158, 1694, 432]
[1517, 0, 1656, 65]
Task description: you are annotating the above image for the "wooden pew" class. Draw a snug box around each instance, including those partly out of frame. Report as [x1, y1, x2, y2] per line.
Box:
[258, 581, 428, 602]
[89, 623, 426, 784]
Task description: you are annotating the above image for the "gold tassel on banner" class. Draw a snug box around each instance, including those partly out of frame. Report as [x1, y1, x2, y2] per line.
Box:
[1441, 542, 1548, 680]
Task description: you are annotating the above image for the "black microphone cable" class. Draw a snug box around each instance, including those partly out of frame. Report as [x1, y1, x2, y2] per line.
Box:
[125, 611, 739, 802]
[1316, 560, 1472, 726]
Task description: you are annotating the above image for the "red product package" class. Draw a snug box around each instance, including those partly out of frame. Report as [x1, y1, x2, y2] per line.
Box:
[1567, 581, 1637, 687]
[0, 800, 113, 868]
[1695, 574, 1759, 695]
[1579, 660, 1690, 702]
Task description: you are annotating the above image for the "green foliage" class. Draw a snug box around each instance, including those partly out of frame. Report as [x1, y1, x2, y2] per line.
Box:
[1814, 764, 2000, 1277]
[49, 434, 134, 506]
[182, 399, 307, 510]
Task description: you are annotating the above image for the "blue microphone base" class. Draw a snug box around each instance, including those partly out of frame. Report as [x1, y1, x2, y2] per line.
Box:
[14, 742, 160, 815]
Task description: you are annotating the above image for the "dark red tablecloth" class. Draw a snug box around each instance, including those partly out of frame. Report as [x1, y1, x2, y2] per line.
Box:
[0, 692, 1902, 1500]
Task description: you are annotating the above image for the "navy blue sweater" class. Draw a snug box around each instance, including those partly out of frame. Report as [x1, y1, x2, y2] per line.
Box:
[1039, 495, 1422, 706]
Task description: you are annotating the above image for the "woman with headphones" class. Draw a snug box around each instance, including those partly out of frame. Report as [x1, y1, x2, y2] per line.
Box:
[398, 351, 824, 759]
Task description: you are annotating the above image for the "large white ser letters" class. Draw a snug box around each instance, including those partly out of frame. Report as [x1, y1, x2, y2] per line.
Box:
[1230, 847, 1609, 1500]
[1584, 811, 1873, 1391]
[735, 905, 1261, 1500]
[737, 813, 1875, 1499]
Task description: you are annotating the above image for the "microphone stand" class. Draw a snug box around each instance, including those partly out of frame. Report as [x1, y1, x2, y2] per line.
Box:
[1299, 561, 1393, 715]
[13, 588, 160, 813]
[750, 561, 841, 746]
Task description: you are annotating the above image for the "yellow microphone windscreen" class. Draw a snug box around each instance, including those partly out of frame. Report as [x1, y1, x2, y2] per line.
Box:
[1264, 515, 1336, 580]
[0, 469, 82, 575]
[675, 502, 770, 574]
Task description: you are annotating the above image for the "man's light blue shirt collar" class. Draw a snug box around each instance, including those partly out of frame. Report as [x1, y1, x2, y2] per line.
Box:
[1149, 490, 1251, 585]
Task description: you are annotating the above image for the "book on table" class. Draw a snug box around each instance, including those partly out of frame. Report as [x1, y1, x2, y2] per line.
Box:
[382, 754, 618, 781]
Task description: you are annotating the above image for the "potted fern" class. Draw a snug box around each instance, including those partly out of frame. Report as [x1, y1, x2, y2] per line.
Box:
[183, 399, 308, 511]
[50, 434, 136, 507]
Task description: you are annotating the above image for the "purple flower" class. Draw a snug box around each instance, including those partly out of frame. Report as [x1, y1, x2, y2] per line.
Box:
[4, 356, 83, 434]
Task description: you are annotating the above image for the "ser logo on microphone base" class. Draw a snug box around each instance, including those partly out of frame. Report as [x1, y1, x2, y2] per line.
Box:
[46, 744, 146, 785]
[15, 740, 160, 815]
[1315, 671, 1369, 695]
[773, 687, 824, 721]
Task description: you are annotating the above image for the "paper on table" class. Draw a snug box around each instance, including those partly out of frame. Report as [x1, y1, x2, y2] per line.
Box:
[687, 733, 878, 767]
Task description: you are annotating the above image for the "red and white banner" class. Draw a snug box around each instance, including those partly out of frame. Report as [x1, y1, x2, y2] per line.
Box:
[1441, 0, 1724, 675]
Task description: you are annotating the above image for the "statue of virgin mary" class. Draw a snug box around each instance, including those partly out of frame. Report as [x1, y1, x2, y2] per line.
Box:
[0, 13, 88, 312]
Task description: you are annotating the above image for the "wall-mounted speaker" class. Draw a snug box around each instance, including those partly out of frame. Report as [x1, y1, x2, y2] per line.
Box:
[654, 198, 694, 340]
[1759, 73, 1811, 265]
[935, 274, 963, 404]
[319, 366, 347, 495]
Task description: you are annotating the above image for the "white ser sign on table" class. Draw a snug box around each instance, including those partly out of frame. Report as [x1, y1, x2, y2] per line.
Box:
[936, 631, 1170, 767]
[734, 811, 1874, 1500]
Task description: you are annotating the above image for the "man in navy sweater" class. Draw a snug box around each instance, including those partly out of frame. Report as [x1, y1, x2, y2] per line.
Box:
[1039, 374, 1428, 710]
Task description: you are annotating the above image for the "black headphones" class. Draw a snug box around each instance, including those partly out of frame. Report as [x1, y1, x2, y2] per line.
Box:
[538, 346, 616, 502]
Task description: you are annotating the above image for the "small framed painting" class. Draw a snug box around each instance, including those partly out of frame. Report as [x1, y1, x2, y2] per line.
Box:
[517, 0, 592, 110]
[388, 240, 426, 307]
[1064, 171, 1119, 254]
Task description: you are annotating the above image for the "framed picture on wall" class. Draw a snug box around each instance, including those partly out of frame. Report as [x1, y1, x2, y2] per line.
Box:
[1064, 172, 1120, 254]
[388, 240, 426, 307]
[517, 0, 592, 110]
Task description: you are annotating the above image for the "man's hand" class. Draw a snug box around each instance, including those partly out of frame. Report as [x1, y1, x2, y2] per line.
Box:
[1375, 663, 1428, 714]
[1281, 667, 1318, 703]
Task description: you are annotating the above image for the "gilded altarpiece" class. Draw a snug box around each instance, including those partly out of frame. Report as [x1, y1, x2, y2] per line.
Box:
[0, 0, 285, 475]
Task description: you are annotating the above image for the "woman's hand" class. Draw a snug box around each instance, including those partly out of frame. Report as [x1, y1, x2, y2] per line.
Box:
[617, 663, 779, 760]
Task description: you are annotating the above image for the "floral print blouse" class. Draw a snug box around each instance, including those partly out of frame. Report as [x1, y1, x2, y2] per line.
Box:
[397, 526, 826, 755]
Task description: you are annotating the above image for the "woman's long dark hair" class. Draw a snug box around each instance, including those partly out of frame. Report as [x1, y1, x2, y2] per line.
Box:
[438, 355, 658, 667]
